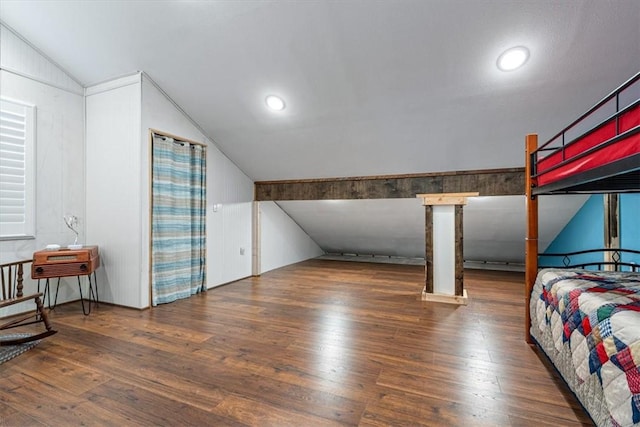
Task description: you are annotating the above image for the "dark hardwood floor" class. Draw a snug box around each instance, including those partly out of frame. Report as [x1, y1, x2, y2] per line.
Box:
[1, 259, 593, 426]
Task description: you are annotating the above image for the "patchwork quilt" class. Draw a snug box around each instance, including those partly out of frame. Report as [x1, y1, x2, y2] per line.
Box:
[535, 269, 640, 427]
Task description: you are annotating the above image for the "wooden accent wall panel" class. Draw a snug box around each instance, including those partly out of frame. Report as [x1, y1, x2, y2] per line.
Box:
[255, 167, 524, 201]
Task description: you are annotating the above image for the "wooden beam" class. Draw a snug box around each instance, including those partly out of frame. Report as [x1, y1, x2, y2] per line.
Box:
[255, 167, 524, 201]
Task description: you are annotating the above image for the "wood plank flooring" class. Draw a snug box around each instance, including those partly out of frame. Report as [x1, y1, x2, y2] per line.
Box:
[0, 259, 593, 426]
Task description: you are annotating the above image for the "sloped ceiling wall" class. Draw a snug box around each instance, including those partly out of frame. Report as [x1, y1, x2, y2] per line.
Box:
[278, 195, 588, 263]
[1, 1, 638, 181]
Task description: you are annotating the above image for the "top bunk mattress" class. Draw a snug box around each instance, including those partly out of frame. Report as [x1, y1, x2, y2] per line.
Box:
[531, 72, 640, 194]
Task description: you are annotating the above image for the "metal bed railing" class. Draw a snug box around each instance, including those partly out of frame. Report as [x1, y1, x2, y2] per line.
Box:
[538, 248, 640, 272]
[530, 72, 640, 180]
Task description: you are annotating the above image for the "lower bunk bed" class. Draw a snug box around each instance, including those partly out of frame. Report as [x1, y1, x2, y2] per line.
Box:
[525, 71, 639, 426]
[529, 267, 640, 427]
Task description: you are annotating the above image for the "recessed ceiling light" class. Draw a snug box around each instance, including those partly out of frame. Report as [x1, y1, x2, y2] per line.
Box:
[265, 95, 285, 111]
[497, 46, 530, 72]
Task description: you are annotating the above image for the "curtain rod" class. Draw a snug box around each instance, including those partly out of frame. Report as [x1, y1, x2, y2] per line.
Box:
[151, 129, 208, 147]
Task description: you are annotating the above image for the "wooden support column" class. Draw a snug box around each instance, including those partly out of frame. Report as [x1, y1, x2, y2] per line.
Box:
[525, 134, 538, 344]
[417, 192, 478, 305]
[455, 205, 464, 296]
[424, 205, 434, 293]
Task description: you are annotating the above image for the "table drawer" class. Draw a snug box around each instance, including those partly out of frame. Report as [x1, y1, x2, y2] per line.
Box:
[32, 260, 99, 279]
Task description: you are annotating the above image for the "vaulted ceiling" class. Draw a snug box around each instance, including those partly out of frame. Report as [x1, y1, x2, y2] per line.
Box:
[2, 1, 639, 181]
[2, 1, 638, 264]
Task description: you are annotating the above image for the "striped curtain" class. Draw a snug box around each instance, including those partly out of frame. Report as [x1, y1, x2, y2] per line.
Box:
[151, 135, 206, 305]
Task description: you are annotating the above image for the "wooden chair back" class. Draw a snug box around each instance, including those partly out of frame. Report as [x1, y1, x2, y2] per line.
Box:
[1, 259, 31, 302]
[1, 259, 57, 346]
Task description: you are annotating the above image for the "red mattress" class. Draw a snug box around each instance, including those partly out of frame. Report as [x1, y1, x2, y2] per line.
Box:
[536, 103, 640, 186]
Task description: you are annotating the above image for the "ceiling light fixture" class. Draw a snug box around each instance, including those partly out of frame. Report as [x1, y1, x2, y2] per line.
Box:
[265, 95, 285, 111]
[496, 46, 530, 72]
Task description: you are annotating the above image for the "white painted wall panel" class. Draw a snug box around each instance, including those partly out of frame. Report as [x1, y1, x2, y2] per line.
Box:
[0, 70, 84, 315]
[218, 202, 253, 285]
[86, 77, 142, 308]
[0, 24, 82, 94]
[208, 149, 254, 287]
[141, 75, 254, 290]
[207, 148, 227, 287]
[223, 155, 254, 204]
[259, 201, 324, 274]
[277, 199, 425, 258]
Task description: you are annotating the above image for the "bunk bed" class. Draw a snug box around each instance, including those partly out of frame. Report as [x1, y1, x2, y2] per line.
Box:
[525, 72, 640, 427]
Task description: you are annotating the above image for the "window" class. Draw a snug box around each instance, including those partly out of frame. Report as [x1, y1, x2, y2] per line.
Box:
[0, 98, 35, 239]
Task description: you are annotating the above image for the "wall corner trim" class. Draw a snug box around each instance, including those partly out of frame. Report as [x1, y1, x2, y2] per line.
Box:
[85, 72, 142, 97]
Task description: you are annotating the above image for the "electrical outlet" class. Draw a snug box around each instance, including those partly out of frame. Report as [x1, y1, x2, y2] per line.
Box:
[240, 247, 245, 255]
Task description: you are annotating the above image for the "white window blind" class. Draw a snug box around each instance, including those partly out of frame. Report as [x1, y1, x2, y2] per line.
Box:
[0, 98, 35, 239]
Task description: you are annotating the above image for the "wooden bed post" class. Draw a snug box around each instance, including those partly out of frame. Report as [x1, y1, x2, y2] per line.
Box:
[525, 134, 538, 344]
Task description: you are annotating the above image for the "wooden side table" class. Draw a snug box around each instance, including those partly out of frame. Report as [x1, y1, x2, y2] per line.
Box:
[32, 246, 100, 315]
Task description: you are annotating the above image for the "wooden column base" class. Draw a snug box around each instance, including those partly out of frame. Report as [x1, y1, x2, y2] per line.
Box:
[421, 289, 468, 305]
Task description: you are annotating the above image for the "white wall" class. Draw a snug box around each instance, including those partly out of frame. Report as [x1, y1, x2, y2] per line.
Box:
[211, 201, 253, 286]
[277, 199, 425, 257]
[259, 201, 324, 274]
[0, 24, 85, 314]
[277, 195, 589, 266]
[141, 75, 254, 289]
[1, 22, 326, 312]
[85, 74, 256, 307]
[85, 74, 143, 308]
[0, 24, 82, 95]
